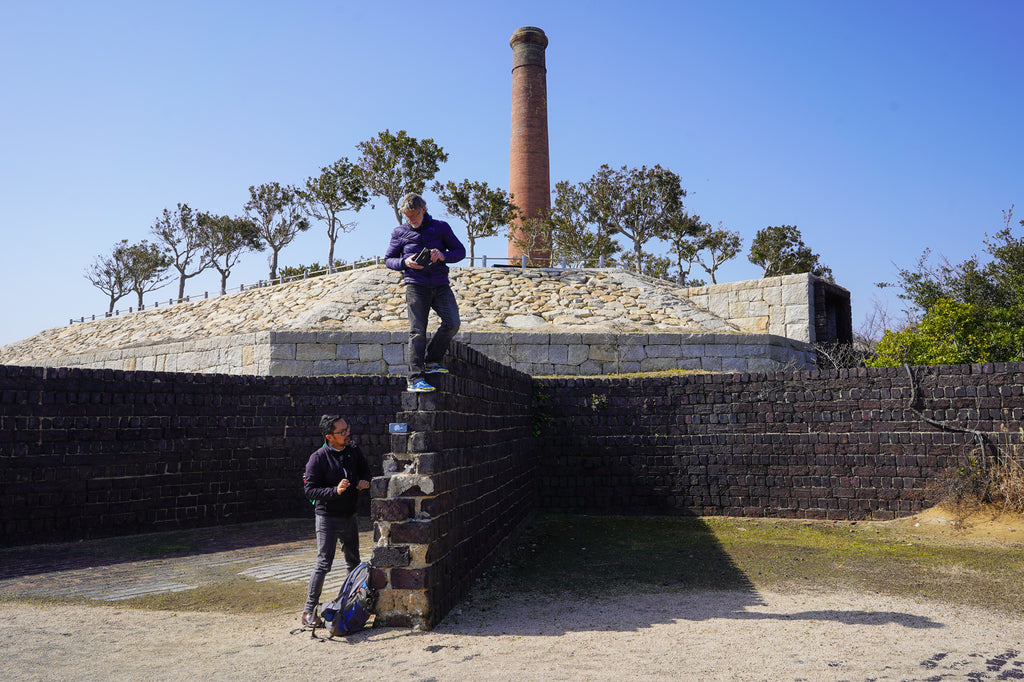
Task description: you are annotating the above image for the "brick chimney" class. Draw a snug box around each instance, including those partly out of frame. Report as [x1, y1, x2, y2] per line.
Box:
[508, 26, 551, 265]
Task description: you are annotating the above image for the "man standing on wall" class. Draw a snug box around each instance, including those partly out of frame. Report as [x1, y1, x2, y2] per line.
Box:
[384, 193, 466, 392]
[301, 414, 371, 628]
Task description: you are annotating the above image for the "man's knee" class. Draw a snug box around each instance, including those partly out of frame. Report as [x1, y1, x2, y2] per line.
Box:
[440, 306, 461, 332]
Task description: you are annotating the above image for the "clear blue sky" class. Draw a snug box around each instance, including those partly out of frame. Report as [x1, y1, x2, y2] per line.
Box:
[2, 0, 1022, 347]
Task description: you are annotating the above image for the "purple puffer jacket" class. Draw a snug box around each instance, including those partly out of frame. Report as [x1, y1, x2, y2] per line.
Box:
[384, 214, 466, 286]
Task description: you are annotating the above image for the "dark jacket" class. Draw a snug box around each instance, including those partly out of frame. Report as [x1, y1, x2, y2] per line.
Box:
[303, 443, 371, 517]
[384, 213, 466, 286]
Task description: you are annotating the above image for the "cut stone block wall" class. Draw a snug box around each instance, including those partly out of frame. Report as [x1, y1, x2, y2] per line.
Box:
[683, 272, 850, 344]
[19, 330, 817, 377]
[464, 331, 814, 375]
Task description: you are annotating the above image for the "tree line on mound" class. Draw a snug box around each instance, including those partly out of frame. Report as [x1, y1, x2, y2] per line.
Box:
[85, 130, 832, 316]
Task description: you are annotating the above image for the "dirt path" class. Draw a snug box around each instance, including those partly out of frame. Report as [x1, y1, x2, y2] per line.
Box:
[3, 588, 1023, 681]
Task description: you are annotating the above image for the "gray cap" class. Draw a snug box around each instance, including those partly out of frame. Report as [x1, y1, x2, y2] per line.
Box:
[398, 193, 426, 213]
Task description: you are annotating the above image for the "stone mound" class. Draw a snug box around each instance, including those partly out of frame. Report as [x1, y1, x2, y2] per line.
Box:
[0, 266, 741, 365]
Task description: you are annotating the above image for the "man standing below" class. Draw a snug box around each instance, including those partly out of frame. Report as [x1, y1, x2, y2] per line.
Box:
[301, 414, 371, 628]
[384, 193, 466, 392]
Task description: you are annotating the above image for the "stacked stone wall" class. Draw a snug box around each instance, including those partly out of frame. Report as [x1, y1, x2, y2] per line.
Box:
[536, 363, 1024, 519]
[0, 364, 405, 546]
[368, 342, 537, 629]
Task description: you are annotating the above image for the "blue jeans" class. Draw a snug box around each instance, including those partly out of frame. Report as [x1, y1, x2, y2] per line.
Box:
[304, 514, 359, 613]
[406, 283, 460, 383]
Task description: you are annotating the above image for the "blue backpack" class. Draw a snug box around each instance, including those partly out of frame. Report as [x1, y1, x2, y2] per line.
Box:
[320, 562, 376, 637]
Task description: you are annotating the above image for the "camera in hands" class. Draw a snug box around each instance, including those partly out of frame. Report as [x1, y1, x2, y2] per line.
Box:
[413, 248, 432, 267]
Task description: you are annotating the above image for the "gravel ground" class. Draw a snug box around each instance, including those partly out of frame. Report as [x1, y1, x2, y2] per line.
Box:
[2, 589, 1023, 681]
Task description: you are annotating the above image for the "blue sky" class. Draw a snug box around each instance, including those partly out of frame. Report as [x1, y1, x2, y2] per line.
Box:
[2, 0, 1022, 347]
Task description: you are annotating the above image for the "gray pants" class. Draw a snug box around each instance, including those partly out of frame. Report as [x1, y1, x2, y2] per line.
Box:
[406, 282, 460, 383]
[304, 514, 359, 614]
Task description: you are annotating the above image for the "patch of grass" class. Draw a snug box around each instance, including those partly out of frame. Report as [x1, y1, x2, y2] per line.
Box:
[479, 515, 754, 594]
[707, 517, 1023, 609]
[0, 576, 298, 614]
[127, 535, 205, 557]
[471, 514, 1024, 615]
[124, 578, 295, 613]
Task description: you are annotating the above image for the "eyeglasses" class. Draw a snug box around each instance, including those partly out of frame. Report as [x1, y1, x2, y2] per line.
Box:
[330, 427, 350, 435]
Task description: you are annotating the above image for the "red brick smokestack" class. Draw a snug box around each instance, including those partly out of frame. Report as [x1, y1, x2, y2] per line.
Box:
[508, 26, 550, 265]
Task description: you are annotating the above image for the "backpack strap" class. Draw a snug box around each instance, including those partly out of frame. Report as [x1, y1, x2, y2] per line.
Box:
[289, 604, 329, 641]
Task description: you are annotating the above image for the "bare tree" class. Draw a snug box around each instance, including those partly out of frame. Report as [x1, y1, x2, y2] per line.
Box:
[151, 203, 212, 300]
[299, 158, 368, 273]
[245, 182, 310, 281]
[749, 224, 833, 281]
[547, 180, 619, 268]
[694, 222, 742, 284]
[198, 212, 261, 294]
[85, 239, 171, 312]
[356, 129, 448, 224]
[85, 245, 131, 314]
[507, 216, 552, 264]
[121, 240, 173, 306]
[587, 164, 687, 273]
[432, 179, 517, 263]
[662, 212, 707, 285]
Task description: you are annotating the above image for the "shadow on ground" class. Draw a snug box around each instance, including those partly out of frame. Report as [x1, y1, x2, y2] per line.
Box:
[0, 516, 360, 581]
[5, 512, 1002, 635]
[443, 513, 944, 636]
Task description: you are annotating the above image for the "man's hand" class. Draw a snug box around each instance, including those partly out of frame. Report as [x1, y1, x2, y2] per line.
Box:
[336, 479, 351, 495]
[405, 250, 443, 269]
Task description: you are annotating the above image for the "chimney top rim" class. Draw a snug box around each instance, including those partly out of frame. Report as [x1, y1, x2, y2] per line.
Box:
[510, 26, 548, 49]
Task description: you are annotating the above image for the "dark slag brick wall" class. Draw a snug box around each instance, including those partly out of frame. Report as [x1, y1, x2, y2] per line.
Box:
[370, 342, 537, 629]
[0, 365, 406, 547]
[537, 363, 1024, 520]
[5, 353, 1024, 557]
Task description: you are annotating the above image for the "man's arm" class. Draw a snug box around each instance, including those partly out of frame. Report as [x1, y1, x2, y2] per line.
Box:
[354, 447, 372, 490]
[303, 453, 339, 500]
[384, 229, 408, 271]
[440, 223, 466, 265]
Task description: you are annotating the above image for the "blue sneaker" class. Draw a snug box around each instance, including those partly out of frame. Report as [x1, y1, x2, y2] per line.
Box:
[407, 379, 436, 392]
[425, 363, 449, 374]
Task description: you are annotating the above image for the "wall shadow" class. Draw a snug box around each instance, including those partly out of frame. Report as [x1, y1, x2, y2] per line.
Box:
[435, 513, 943, 636]
[0, 516, 358, 582]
